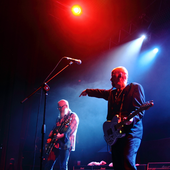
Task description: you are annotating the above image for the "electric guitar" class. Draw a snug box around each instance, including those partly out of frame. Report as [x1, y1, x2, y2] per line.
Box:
[103, 100, 154, 146]
[45, 117, 71, 155]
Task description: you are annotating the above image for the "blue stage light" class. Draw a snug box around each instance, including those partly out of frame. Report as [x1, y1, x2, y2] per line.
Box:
[153, 48, 159, 54]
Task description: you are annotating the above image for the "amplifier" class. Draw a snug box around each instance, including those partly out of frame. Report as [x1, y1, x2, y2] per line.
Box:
[136, 164, 147, 170]
[147, 162, 170, 170]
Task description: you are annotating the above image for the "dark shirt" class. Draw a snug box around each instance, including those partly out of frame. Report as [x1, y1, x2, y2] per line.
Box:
[86, 82, 145, 139]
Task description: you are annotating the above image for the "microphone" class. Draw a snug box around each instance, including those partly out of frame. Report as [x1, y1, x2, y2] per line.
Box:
[64, 57, 82, 65]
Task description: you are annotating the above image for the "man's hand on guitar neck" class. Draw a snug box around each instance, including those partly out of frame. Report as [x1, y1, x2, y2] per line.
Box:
[123, 117, 133, 125]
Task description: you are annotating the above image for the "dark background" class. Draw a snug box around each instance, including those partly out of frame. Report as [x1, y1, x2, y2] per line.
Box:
[1, 0, 170, 169]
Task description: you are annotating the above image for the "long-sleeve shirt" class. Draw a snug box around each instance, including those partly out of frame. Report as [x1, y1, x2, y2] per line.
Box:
[86, 82, 145, 139]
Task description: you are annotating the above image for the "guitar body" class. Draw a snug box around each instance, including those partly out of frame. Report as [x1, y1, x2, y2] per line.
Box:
[45, 135, 58, 155]
[103, 100, 154, 146]
[103, 116, 125, 146]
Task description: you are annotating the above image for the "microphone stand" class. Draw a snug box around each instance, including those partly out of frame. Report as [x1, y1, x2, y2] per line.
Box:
[21, 58, 73, 170]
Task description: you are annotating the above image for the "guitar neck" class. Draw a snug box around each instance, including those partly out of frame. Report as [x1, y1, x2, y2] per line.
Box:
[128, 108, 142, 120]
[115, 108, 142, 129]
[56, 122, 66, 133]
[55, 115, 71, 133]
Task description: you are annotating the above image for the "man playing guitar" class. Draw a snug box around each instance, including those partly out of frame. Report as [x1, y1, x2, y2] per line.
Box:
[79, 66, 145, 170]
[44, 99, 79, 170]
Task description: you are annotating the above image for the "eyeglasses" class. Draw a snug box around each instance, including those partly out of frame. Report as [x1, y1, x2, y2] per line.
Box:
[58, 104, 67, 109]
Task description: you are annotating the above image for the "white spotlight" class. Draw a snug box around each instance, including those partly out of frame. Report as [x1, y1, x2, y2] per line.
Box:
[153, 48, 159, 54]
[141, 35, 146, 40]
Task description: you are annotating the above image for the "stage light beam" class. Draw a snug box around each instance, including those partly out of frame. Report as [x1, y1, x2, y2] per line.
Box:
[137, 47, 159, 73]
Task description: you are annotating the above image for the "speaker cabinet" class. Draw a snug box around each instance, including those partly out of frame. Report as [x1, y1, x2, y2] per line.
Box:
[136, 164, 147, 170]
[147, 162, 170, 170]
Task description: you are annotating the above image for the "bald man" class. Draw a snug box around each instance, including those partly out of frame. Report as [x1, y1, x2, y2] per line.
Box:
[45, 99, 79, 170]
[79, 66, 145, 170]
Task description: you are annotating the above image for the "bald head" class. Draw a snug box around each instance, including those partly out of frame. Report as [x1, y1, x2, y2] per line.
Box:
[58, 99, 69, 107]
[111, 66, 128, 78]
[58, 99, 70, 118]
[110, 66, 128, 90]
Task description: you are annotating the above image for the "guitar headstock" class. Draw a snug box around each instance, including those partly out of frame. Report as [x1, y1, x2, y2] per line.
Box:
[140, 100, 154, 111]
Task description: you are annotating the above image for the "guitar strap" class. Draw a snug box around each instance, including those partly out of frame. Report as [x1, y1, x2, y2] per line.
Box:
[108, 88, 125, 122]
[118, 93, 125, 122]
[118, 83, 133, 120]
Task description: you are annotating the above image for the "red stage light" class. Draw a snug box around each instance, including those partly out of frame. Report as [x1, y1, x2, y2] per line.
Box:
[71, 5, 82, 16]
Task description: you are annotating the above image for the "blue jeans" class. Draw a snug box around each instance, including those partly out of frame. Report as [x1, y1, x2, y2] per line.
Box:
[111, 135, 141, 170]
[44, 147, 70, 170]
